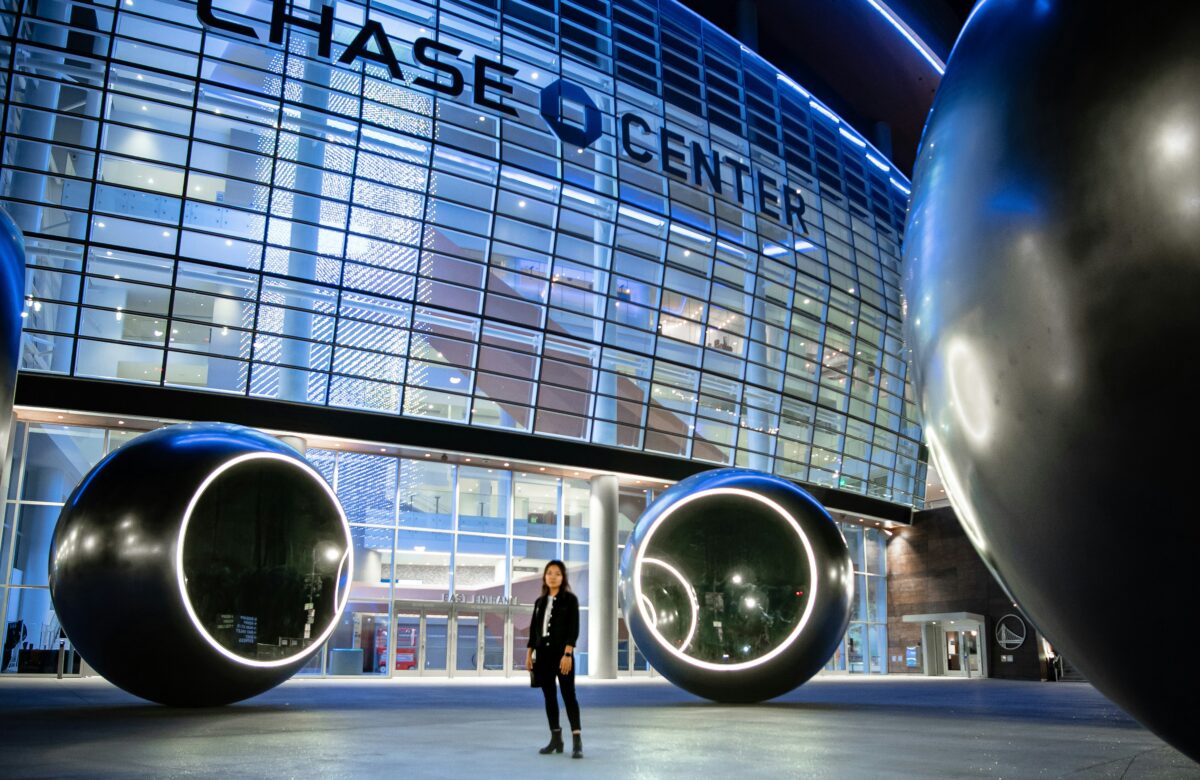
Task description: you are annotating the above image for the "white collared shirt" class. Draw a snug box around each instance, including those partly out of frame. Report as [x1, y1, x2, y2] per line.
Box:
[542, 594, 555, 638]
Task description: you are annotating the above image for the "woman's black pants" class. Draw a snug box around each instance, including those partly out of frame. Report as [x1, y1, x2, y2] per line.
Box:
[535, 649, 581, 732]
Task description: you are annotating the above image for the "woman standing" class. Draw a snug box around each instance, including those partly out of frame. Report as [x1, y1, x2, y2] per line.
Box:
[526, 559, 583, 758]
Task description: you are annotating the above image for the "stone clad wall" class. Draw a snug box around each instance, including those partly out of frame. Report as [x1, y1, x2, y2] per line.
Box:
[886, 506, 1047, 680]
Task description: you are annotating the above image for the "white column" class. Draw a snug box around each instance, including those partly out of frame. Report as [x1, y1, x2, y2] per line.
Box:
[587, 474, 618, 678]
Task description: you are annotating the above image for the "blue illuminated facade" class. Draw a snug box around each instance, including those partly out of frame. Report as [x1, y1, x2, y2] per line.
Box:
[0, 0, 918, 678]
[0, 0, 923, 504]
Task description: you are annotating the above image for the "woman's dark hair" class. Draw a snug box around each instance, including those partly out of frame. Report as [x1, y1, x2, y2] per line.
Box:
[540, 559, 571, 598]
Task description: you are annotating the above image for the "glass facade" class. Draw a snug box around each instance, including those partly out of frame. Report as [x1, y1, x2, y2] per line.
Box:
[824, 521, 889, 674]
[0, 417, 888, 676]
[310, 442, 600, 675]
[1, 0, 925, 508]
[0, 421, 109, 673]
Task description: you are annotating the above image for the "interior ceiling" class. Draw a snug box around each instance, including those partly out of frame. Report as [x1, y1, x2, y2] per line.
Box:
[679, 0, 977, 176]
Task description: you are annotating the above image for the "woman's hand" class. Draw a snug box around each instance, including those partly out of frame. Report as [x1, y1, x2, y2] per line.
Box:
[559, 654, 572, 675]
[525, 650, 534, 672]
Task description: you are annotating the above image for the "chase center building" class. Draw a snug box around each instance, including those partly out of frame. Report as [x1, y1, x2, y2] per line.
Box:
[0, 0, 923, 679]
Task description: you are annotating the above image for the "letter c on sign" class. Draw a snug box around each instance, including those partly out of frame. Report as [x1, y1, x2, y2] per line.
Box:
[539, 78, 603, 150]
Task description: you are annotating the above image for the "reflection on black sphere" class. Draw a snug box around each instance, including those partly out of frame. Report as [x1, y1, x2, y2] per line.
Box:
[900, 0, 1200, 763]
[638, 495, 810, 665]
[183, 457, 350, 663]
[619, 469, 852, 703]
[49, 423, 353, 705]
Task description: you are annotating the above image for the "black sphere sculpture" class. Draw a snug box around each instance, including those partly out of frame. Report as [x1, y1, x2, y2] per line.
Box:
[49, 423, 352, 705]
[1, 207, 24, 461]
[903, 2, 1200, 761]
[618, 469, 852, 702]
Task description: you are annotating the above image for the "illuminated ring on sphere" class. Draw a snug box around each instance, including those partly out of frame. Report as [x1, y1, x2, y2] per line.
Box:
[632, 487, 819, 672]
[176, 451, 354, 669]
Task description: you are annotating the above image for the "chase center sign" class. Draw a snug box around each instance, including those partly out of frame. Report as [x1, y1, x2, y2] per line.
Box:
[199, 0, 810, 234]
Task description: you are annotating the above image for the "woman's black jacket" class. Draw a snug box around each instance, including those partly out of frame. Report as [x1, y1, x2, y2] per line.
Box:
[527, 590, 580, 652]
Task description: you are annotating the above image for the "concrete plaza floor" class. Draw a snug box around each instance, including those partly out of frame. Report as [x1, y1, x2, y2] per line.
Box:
[0, 675, 1196, 778]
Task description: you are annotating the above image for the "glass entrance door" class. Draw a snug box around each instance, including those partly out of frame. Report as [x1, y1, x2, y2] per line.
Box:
[963, 630, 981, 676]
[946, 630, 964, 674]
[453, 609, 480, 675]
[944, 629, 982, 677]
[423, 610, 450, 674]
[452, 606, 511, 675]
[511, 604, 531, 676]
[389, 605, 452, 676]
[391, 602, 517, 677]
[393, 609, 421, 674]
[481, 607, 507, 674]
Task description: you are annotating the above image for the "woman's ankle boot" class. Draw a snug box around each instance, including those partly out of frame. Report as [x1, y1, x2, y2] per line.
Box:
[538, 729, 563, 754]
[572, 733, 583, 759]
